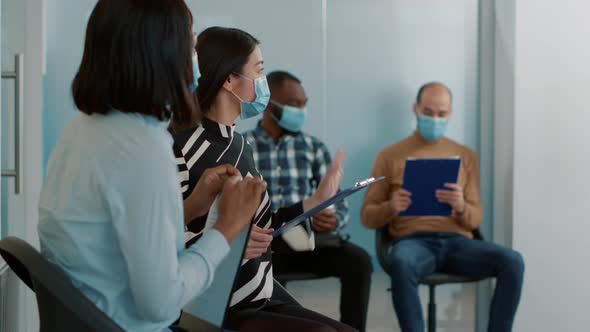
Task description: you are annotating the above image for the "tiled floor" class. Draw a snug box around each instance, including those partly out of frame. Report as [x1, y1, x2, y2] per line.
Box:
[285, 271, 476, 332]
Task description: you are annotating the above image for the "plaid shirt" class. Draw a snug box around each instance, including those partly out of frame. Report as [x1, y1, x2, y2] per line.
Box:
[243, 125, 349, 231]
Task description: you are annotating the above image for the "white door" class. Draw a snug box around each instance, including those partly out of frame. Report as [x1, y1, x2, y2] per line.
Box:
[0, 0, 45, 331]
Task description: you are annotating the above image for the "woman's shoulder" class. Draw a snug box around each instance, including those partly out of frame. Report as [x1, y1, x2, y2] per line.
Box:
[172, 124, 203, 146]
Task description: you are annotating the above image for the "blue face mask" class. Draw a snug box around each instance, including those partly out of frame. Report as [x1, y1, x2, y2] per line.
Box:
[270, 100, 307, 133]
[231, 73, 270, 119]
[189, 54, 200, 93]
[417, 114, 449, 141]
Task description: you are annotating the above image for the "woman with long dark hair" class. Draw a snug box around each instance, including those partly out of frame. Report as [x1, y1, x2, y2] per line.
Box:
[38, 2, 264, 331]
[173, 26, 356, 332]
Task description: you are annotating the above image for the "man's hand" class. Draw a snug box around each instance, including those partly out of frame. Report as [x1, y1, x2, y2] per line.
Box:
[184, 164, 240, 224]
[305, 149, 345, 210]
[435, 183, 465, 214]
[312, 208, 338, 232]
[244, 225, 274, 260]
[390, 188, 412, 216]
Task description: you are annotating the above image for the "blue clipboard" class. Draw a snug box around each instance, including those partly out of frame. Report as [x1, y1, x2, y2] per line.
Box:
[272, 176, 385, 238]
[399, 158, 461, 217]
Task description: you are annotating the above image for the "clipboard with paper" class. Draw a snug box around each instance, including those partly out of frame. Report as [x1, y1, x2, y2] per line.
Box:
[399, 157, 461, 217]
[272, 176, 385, 238]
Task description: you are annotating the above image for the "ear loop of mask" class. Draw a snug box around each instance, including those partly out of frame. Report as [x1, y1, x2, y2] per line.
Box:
[229, 72, 257, 103]
[269, 100, 283, 122]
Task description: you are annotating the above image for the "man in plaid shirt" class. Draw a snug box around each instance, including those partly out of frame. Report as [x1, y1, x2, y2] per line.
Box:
[243, 71, 373, 332]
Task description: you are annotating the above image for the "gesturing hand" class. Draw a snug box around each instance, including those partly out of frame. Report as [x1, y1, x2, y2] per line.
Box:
[305, 150, 345, 211]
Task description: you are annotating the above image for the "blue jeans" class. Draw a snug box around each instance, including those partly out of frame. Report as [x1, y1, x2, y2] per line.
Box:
[386, 232, 524, 332]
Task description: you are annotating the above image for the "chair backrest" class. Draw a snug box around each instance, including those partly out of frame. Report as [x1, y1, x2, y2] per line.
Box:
[0, 237, 124, 332]
[375, 226, 485, 273]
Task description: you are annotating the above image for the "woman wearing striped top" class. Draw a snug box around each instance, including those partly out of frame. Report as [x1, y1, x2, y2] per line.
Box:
[172, 27, 355, 332]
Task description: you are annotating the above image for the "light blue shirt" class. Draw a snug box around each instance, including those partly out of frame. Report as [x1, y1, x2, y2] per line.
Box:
[38, 111, 229, 332]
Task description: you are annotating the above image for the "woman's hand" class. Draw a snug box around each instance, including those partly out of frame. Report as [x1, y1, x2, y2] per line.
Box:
[184, 164, 240, 224]
[213, 176, 267, 244]
[244, 225, 274, 260]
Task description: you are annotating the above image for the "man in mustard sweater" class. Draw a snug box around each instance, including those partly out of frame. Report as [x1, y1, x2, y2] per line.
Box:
[362, 82, 524, 332]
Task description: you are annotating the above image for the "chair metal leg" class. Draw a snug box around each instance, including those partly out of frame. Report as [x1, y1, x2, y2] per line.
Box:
[428, 285, 436, 332]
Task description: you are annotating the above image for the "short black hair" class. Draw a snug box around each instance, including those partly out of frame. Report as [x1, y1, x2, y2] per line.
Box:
[195, 27, 260, 113]
[267, 71, 302, 92]
[415, 82, 453, 104]
[72, 0, 198, 124]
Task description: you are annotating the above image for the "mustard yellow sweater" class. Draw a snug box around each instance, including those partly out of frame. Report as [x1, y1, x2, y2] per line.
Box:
[362, 131, 482, 239]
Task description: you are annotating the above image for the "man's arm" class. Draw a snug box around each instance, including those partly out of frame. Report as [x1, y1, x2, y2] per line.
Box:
[312, 141, 349, 230]
[454, 151, 482, 230]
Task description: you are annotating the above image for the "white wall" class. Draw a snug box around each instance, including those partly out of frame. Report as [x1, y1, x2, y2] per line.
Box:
[492, 0, 516, 247]
[43, 0, 95, 165]
[505, 1, 590, 330]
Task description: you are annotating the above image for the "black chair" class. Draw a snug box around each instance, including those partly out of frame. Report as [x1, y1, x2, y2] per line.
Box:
[0, 236, 125, 332]
[275, 272, 332, 288]
[376, 227, 486, 332]
[0, 236, 300, 332]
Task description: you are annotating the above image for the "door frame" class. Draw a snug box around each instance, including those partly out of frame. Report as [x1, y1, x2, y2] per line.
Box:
[1, 0, 45, 331]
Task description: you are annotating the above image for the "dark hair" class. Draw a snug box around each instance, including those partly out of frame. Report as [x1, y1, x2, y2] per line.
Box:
[72, 0, 198, 124]
[416, 82, 453, 104]
[195, 27, 260, 113]
[267, 71, 301, 92]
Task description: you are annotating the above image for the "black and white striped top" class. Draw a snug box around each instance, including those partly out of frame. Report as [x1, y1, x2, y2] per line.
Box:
[173, 117, 311, 310]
